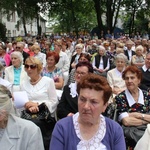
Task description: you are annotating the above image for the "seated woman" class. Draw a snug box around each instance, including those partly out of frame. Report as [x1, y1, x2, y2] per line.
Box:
[20, 56, 58, 150]
[92, 45, 110, 77]
[42, 51, 64, 90]
[69, 43, 84, 73]
[115, 65, 150, 148]
[107, 53, 128, 102]
[50, 74, 126, 150]
[4, 51, 28, 92]
[67, 53, 91, 85]
[0, 45, 11, 67]
[31, 44, 46, 67]
[0, 85, 44, 150]
[131, 45, 145, 68]
[57, 61, 93, 119]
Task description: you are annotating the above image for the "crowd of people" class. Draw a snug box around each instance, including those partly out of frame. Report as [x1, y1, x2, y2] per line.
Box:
[0, 32, 150, 150]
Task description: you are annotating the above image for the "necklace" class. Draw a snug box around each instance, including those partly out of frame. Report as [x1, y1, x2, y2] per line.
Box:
[30, 76, 42, 85]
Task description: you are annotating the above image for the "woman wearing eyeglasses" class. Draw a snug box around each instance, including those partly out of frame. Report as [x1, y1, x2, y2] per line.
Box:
[4, 51, 28, 92]
[57, 61, 93, 119]
[20, 56, 58, 150]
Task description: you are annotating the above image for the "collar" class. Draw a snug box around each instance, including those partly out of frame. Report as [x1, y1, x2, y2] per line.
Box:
[13, 65, 22, 70]
[142, 65, 148, 72]
[69, 82, 78, 98]
[115, 67, 125, 77]
[0, 115, 20, 149]
[125, 88, 144, 107]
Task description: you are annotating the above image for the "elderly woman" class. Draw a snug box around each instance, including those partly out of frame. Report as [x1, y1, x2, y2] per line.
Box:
[69, 43, 84, 73]
[115, 65, 150, 148]
[131, 45, 145, 68]
[42, 51, 64, 89]
[107, 53, 128, 101]
[32, 44, 46, 67]
[50, 74, 126, 150]
[92, 45, 110, 77]
[4, 51, 28, 92]
[0, 85, 44, 150]
[57, 61, 93, 119]
[20, 56, 58, 150]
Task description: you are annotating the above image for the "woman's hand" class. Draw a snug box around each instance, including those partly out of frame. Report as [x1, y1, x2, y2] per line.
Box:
[129, 112, 143, 119]
[25, 101, 38, 109]
[28, 106, 39, 113]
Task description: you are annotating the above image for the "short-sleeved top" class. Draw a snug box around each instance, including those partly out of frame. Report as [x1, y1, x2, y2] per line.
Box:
[42, 67, 63, 82]
[115, 89, 150, 117]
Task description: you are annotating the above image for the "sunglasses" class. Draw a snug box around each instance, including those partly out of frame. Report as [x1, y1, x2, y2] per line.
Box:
[16, 47, 21, 49]
[24, 64, 37, 69]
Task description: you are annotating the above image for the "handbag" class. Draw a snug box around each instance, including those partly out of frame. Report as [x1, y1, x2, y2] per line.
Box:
[122, 125, 147, 144]
[21, 103, 56, 124]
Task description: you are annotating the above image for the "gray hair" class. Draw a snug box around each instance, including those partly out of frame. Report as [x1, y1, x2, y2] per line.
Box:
[0, 85, 12, 113]
[97, 45, 106, 52]
[115, 53, 128, 65]
[75, 43, 84, 49]
[10, 51, 23, 64]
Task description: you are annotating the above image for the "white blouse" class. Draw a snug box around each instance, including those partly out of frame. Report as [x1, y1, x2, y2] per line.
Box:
[73, 113, 107, 150]
[20, 76, 58, 115]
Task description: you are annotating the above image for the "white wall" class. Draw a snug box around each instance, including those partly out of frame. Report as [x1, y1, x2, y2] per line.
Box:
[1, 11, 46, 37]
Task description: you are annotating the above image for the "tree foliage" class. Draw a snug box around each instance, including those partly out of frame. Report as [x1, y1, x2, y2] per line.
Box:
[0, 0, 150, 37]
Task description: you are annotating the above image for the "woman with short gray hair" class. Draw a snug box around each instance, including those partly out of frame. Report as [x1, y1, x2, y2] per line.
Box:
[107, 53, 128, 102]
[92, 45, 110, 77]
[4, 51, 28, 92]
[0, 85, 44, 150]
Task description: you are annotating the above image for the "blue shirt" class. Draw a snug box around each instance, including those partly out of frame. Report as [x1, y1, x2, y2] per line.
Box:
[13, 66, 22, 85]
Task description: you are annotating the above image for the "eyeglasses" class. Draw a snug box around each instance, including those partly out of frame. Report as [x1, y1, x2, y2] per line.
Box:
[75, 71, 87, 76]
[16, 47, 21, 49]
[25, 64, 37, 69]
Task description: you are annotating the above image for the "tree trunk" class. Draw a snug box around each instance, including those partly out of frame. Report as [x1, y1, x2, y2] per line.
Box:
[106, 0, 113, 31]
[22, 12, 27, 36]
[113, 0, 122, 31]
[36, 13, 41, 36]
[70, 0, 78, 37]
[93, 0, 103, 32]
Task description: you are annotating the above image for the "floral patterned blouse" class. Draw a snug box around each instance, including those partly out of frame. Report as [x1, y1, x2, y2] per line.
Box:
[115, 89, 150, 117]
[42, 67, 63, 82]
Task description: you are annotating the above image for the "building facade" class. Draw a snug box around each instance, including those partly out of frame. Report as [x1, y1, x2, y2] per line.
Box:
[0, 11, 46, 38]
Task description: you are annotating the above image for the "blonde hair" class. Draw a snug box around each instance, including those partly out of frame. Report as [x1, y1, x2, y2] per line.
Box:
[135, 45, 144, 53]
[25, 56, 43, 73]
[31, 44, 41, 52]
[116, 47, 124, 54]
[75, 43, 84, 49]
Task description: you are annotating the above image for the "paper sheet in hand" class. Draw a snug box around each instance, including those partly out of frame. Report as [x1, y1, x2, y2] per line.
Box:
[13, 91, 29, 108]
